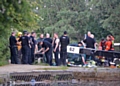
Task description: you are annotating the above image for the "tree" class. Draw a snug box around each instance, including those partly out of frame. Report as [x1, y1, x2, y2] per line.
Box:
[0, 0, 39, 65]
[88, 0, 120, 42]
[34, 0, 119, 42]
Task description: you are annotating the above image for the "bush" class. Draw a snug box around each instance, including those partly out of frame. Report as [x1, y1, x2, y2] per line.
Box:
[0, 36, 10, 66]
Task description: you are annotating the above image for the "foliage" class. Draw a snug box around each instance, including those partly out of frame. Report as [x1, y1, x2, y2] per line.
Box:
[88, 0, 120, 42]
[0, 0, 39, 65]
[34, 0, 120, 42]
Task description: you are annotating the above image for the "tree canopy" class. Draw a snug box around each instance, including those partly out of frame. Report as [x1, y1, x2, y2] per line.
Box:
[33, 0, 120, 42]
[0, 0, 39, 65]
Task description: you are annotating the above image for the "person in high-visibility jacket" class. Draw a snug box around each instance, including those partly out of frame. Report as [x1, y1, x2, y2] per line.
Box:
[105, 35, 114, 64]
[16, 32, 22, 64]
[105, 35, 112, 51]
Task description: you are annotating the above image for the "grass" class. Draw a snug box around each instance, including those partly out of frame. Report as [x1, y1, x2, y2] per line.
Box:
[35, 66, 68, 70]
[0, 59, 8, 66]
[0, 78, 4, 84]
[36, 62, 50, 66]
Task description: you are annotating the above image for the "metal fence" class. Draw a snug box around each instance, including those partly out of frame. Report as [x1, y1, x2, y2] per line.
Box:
[9, 71, 73, 86]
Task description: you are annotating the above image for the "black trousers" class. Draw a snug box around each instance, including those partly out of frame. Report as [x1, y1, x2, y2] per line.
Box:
[60, 51, 67, 66]
[54, 51, 60, 66]
[45, 48, 52, 65]
[18, 49, 22, 64]
[21, 45, 29, 64]
[10, 46, 18, 64]
[28, 47, 32, 64]
[31, 46, 35, 63]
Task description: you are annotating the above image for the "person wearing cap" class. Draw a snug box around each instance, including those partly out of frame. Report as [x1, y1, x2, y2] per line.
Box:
[16, 32, 22, 64]
[9, 32, 18, 64]
[37, 40, 53, 66]
[18, 31, 29, 64]
[60, 31, 70, 66]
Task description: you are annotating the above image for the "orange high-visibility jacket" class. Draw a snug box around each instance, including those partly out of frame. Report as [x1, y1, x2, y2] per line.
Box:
[105, 40, 112, 51]
[16, 37, 22, 50]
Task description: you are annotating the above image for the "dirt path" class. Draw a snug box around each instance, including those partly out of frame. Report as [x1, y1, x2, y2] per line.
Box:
[0, 64, 60, 74]
[0, 64, 120, 74]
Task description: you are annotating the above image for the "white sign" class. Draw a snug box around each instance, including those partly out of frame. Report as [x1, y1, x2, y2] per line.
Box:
[114, 43, 120, 46]
[67, 46, 80, 54]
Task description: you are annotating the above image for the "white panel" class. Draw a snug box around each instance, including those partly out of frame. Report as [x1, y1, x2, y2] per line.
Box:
[67, 46, 80, 54]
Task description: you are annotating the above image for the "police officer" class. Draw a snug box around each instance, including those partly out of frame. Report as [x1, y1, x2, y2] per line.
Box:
[27, 32, 32, 64]
[19, 31, 29, 64]
[9, 32, 18, 64]
[60, 31, 70, 66]
[30, 32, 36, 64]
[37, 40, 53, 66]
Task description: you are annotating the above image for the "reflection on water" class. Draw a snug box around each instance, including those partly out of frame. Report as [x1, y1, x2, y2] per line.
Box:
[1, 80, 120, 86]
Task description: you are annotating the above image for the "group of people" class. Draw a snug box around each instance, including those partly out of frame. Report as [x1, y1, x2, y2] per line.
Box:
[9, 30, 115, 66]
[9, 31, 37, 64]
[77, 31, 115, 66]
[9, 31, 70, 66]
[35, 31, 70, 66]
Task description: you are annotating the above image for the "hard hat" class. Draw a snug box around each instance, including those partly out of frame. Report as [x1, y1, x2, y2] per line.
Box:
[18, 32, 22, 36]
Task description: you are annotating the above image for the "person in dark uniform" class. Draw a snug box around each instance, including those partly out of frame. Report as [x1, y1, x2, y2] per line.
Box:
[37, 40, 53, 65]
[60, 31, 70, 66]
[44, 33, 52, 44]
[18, 31, 29, 64]
[30, 32, 36, 64]
[44, 33, 53, 63]
[83, 32, 96, 61]
[53, 33, 60, 66]
[27, 32, 32, 64]
[9, 32, 18, 64]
